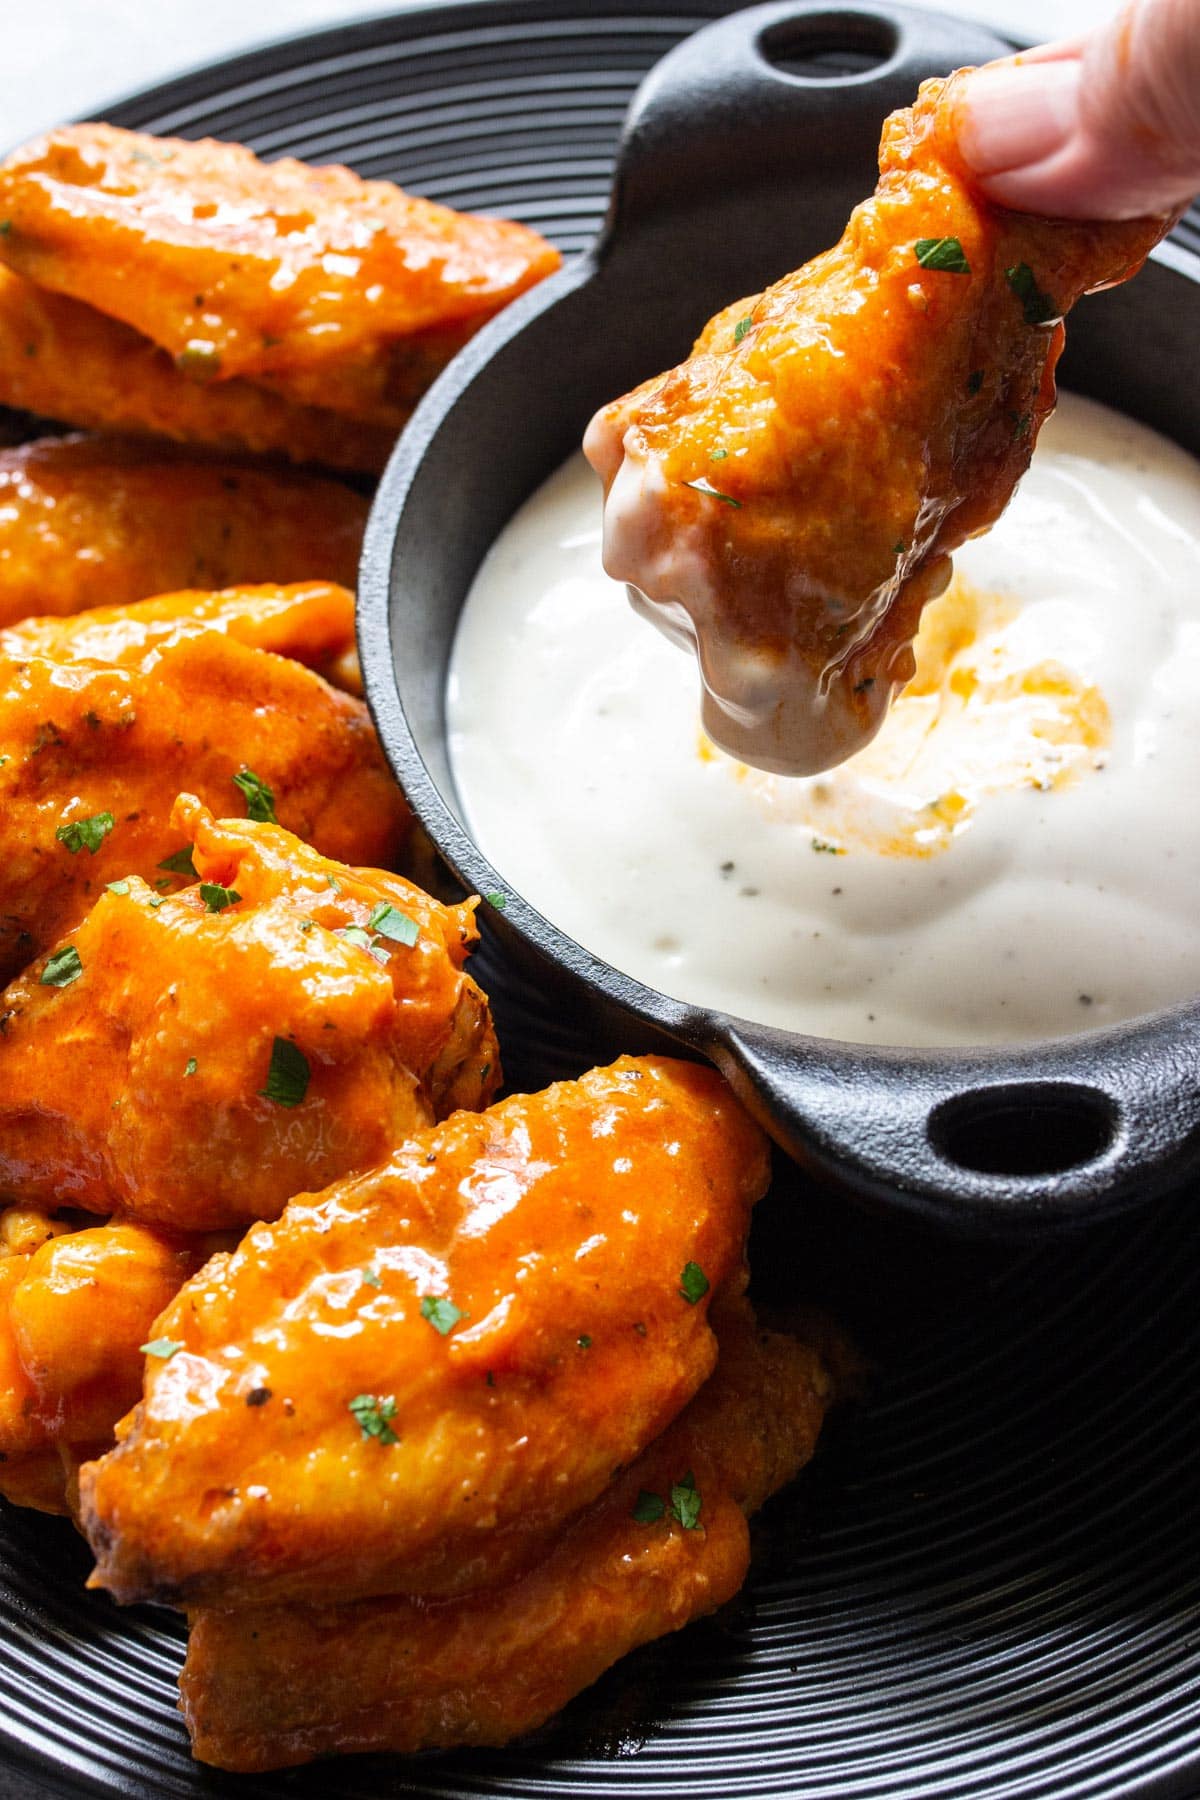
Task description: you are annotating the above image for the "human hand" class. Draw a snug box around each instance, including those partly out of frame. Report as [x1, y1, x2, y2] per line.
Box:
[955, 0, 1200, 219]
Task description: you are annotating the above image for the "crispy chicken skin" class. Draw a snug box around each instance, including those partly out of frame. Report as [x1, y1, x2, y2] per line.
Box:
[79, 1056, 769, 1610]
[585, 70, 1171, 777]
[0, 581, 408, 981]
[0, 436, 367, 627]
[0, 269, 395, 473]
[180, 1290, 836, 1771]
[0, 1208, 206, 1516]
[0, 797, 499, 1233]
[0, 124, 560, 433]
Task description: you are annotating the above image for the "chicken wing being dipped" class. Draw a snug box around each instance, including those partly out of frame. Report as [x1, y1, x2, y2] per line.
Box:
[0, 580, 409, 981]
[584, 70, 1172, 776]
[0, 436, 367, 627]
[0, 125, 560, 454]
[0, 796, 499, 1232]
[0, 1208, 208, 1516]
[179, 1289, 838, 1771]
[79, 1056, 769, 1610]
[0, 270, 395, 473]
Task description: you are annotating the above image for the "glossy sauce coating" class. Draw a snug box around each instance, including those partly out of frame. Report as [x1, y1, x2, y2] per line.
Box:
[0, 581, 409, 980]
[0, 1209, 205, 1515]
[0, 797, 497, 1231]
[0, 436, 367, 626]
[0, 269, 395, 473]
[0, 125, 560, 426]
[180, 1290, 835, 1771]
[585, 71, 1169, 776]
[80, 1056, 769, 1609]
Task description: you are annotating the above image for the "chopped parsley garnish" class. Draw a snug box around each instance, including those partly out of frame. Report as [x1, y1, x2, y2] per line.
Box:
[200, 882, 241, 913]
[361, 1267, 383, 1290]
[914, 236, 971, 274]
[157, 844, 198, 877]
[967, 369, 984, 395]
[176, 344, 222, 377]
[232, 765, 277, 823]
[678, 1261, 710, 1305]
[141, 1337, 184, 1360]
[260, 1036, 309, 1108]
[484, 890, 508, 910]
[1010, 410, 1032, 439]
[421, 1295, 467, 1336]
[733, 315, 754, 344]
[40, 946, 83, 988]
[348, 1393, 399, 1446]
[1005, 262, 1058, 325]
[577, 1334, 592, 1349]
[683, 477, 742, 508]
[670, 1471, 702, 1530]
[711, 447, 728, 460]
[811, 838, 843, 855]
[107, 878, 131, 896]
[185, 1057, 198, 1077]
[0, 221, 11, 237]
[153, 877, 172, 893]
[632, 1490, 666, 1525]
[367, 901, 418, 946]
[337, 924, 388, 964]
[893, 541, 906, 556]
[245, 1386, 272, 1407]
[854, 677, 876, 692]
[56, 811, 113, 855]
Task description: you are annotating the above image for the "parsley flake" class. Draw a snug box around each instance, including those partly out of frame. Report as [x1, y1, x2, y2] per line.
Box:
[1005, 262, 1058, 325]
[141, 1337, 184, 1360]
[421, 1295, 467, 1336]
[367, 901, 418, 946]
[348, 1393, 399, 1446]
[260, 1036, 309, 1108]
[577, 1334, 592, 1349]
[632, 1490, 666, 1525]
[232, 766, 277, 823]
[914, 236, 971, 274]
[683, 477, 742, 508]
[670, 1471, 702, 1530]
[185, 1057, 198, 1077]
[0, 221, 10, 237]
[157, 844, 198, 877]
[733, 315, 754, 344]
[40, 945, 83, 988]
[56, 811, 114, 855]
[484, 890, 508, 910]
[107, 878, 131, 896]
[679, 1261, 710, 1305]
[200, 882, 241, 913]
[711, 447, 728, 460]
[811, 838, 843, 855]
[176, 343, 222, 378]
[361, 1267, 383, 1290]
[967, 369, 984, 395]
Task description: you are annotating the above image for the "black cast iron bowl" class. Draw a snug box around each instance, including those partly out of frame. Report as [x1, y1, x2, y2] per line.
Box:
[361, 0, 1200, 1237]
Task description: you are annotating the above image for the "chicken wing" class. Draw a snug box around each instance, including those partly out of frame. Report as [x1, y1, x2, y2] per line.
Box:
[0, 581, 408, 980]
[585, 70, 1171, 776]
[0, 124, 560, 436]
[0, 435, 367, 627]
[0, 795, 498, 1232]
[0, 269, 395, 472]
[79, 1055, 769, 1610]
[179, 1289, 836, 1771]
[0, 1209, 206, 1515]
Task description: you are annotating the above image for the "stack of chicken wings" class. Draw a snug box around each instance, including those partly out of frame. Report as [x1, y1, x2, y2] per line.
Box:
[0, 114, 842, 1771]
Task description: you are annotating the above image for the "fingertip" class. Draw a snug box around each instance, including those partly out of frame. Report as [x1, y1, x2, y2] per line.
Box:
[955, 59, 1083, 179]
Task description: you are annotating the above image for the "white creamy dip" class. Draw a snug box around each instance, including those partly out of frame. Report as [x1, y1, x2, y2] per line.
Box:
[448, 393, 1200, 1046]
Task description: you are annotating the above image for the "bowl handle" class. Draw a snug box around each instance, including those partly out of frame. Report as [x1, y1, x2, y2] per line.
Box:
[704, 1009, 1200, 1233]
[605, 0, 1013, 243]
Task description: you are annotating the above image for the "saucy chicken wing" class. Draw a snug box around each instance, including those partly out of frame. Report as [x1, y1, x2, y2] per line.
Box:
[0, 125, 560, 447]
[0, 269, 395, 472]
[0, 1208, 207, 1515]
[80, 1056, 769, 1609]
[0, 796, 498, 1232]
[0, 580, 408, 980]
[585, 70, 1171, 776]
[0, 435, 367, 627]
[179, 1289, 836, 1771]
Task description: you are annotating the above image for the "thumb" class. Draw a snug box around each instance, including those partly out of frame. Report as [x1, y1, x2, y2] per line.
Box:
[954, 0, 1200, 219]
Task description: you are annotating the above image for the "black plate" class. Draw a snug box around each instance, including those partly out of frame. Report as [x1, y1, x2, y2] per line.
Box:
[2, 5, 1200, 1797]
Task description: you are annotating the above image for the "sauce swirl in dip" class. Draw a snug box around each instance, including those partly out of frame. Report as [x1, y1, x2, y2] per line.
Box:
[448, 394, 1200, 1047]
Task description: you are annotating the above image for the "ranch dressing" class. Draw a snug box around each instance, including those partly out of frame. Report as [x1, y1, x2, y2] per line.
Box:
[448, 393, 1200, 1046]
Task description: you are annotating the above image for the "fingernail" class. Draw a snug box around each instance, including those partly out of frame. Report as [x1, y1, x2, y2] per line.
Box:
[957, 59, 1082, 176]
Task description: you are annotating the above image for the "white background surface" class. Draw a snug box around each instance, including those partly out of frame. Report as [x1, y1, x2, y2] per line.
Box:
[11, 0, 1120, 148]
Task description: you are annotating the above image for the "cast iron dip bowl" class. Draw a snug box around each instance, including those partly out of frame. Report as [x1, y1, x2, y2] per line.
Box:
[360, 0, 1200, 1235]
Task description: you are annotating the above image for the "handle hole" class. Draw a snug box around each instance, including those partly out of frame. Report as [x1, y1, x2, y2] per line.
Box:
[758, 11, 899, 82]
[928, 1083, 1117, 1178]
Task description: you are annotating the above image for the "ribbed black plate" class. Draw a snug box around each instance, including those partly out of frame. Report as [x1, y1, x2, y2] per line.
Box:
[3, 5, 1200, 1797]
